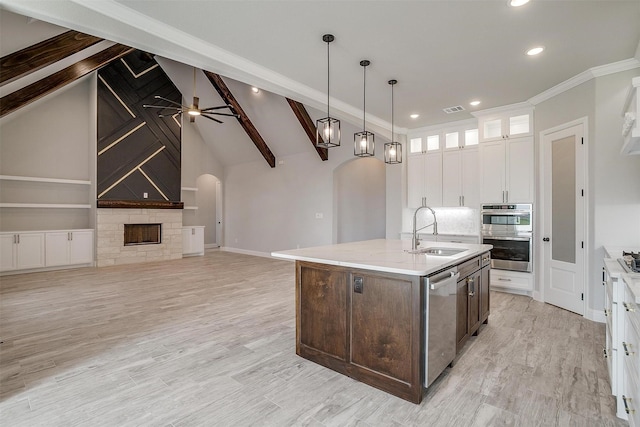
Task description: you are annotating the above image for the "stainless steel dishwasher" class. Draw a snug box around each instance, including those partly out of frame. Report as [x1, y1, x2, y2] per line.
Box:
[424, 266, 459, 387]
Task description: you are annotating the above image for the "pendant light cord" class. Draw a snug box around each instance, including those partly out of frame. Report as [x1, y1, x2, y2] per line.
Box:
[327, 39, 330, 118]
[391, 83, 394, 142]
[363, 64, 366, 132]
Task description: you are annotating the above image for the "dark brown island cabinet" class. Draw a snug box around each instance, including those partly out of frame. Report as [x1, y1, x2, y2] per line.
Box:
[295, 251, 491, 404]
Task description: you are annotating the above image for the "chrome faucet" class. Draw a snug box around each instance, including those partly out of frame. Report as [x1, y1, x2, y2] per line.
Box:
[412, 203, 438, 250]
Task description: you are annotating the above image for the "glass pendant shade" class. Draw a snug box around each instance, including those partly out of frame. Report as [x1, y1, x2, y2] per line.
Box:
[316, 116, 340, 148]
[317, 34, 340, 148]
[385, 79, 402, 164]
[354, 59, 374, 157]
[384, 141, 402, 163]
[354, 130, 375, 157]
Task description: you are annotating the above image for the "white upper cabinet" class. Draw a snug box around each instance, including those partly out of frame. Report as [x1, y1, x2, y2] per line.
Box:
[407, 152, 442, 208]
[621, 76, 640, 155]
[442, 148, 479, 208]
[479, 136, 534, 204]
[473, 103, 533, 143]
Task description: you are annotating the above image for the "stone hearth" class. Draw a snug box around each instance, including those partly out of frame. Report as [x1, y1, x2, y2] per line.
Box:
[97, 208, 182, 267]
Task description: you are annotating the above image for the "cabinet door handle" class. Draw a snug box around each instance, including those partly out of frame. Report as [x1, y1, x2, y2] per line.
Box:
[622, 395, 635, 415]
[622, 342, 634, 356]
[16, 234, 20, 244]
[192, 228, 195, 235]
[602, 267, 606, 282]
[498, 278, 512, 282]
[623, 302, 636, 312]
[505, 191, 508, 203]
[502, 191, 505, 203]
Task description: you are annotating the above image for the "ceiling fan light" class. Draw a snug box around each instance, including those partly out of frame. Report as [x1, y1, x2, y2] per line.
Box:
[188, 109, 201, 116]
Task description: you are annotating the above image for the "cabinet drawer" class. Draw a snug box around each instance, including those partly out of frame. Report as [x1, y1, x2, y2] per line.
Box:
[490, 270, 532, 291]
[624, 285, 640, 336]
[623, 355, 640, 427]
[458, 255, 482, 278]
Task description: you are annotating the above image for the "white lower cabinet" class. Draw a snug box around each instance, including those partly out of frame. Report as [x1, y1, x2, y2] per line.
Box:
[1, 230, 93, 273]
[45, 230, 94, 267]
[622, 281, 640, 426]
[0, 232, 45, 271]
[489, 269, 533, 292]
[182, 226, 205, 256]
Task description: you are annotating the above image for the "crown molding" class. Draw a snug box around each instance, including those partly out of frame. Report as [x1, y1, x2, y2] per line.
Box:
[528, 58, 640, 106]
[470, 101, 533, 118]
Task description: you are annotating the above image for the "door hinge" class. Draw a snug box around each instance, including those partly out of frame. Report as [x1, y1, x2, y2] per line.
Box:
[581, 189, 584, 197]
[581, 137, 584, 145]
[581, 293, 584, 301]
[581, 241, 584, 249]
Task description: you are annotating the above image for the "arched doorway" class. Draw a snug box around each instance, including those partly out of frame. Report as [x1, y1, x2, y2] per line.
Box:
[333, 157, 386, 244]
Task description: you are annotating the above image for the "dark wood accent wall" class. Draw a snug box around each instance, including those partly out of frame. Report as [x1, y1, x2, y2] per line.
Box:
[0, 44, 134, 118]
[203, 71, 276, 168]
[97, 50, 182, 203]
[286, 98, 329, 161]
[0, 30, 103, 86]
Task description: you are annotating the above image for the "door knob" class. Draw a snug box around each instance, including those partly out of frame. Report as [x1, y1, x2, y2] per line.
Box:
[543, 237, 550, 242]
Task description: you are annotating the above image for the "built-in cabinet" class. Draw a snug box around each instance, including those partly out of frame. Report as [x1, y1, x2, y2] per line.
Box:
[478, 136, 534, 203]
[475, 105, 533, 142]
[603, 249, 640, 423]
[0, 230, 93, 273]
[182, 226, 205, 256]
[442, 148, 479, 208]
[44, 230, 94, 267]
[621, 76, 640, 155]
[407, 152, 442, 208]
[0, 232, 45, 271]
[489, 268, 533, 292]
[456, 253, 491, 352]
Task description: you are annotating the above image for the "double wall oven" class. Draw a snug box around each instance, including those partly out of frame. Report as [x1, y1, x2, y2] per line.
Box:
[481, 204, 532, 273]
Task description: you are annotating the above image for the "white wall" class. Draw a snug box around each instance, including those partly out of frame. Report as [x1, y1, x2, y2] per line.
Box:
[195, 174, 218, 246]
[334, 157, 386, 243]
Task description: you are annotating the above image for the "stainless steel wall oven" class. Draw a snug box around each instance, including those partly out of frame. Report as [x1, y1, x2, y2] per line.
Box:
[481, 204, 532, 273]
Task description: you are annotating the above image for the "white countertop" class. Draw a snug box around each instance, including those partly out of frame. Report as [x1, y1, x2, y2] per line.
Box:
[604, 246, 640, 302]
[271, 239, 492, 276]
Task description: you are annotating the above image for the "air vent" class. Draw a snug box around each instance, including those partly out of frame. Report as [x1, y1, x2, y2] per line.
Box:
[443, 105, 465, 114]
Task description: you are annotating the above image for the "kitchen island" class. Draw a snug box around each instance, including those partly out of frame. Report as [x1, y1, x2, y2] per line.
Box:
[272, 239, 492, 403]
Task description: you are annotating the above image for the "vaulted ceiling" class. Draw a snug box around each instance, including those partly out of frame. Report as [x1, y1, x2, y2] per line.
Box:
[2, 0, 639, 135]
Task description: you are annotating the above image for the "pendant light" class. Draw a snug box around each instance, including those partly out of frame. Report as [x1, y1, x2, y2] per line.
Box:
[354, 60, 374, 157]
[384, 79, 402, 164]
[316, 34, 340, 148]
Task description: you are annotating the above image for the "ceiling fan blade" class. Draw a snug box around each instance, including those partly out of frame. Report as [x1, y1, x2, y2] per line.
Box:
[200, 105, 233, 112]
[159, 111, 184, 118]
[153, 96, 186, 108]
[143, 105, 182, 110]
[201, 114, 223, 124]
[203, 112, 239, 118]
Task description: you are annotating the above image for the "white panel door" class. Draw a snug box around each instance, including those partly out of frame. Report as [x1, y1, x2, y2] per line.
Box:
[69, 231, 94, 264]
[507, 137, 534, 203]
[16, 233, 45, 270]
[45, 232, 70, 267]
[461, 148, 479, 209]
[0, 234, 17, 271]
[442, 151, 461, 207]
[479, 141, 505, 203]
[407, 155, 425, 208]
[542, 123, 585, 315]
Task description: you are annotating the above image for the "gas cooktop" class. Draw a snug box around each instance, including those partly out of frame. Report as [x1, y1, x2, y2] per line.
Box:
[619, 251, 640, 274]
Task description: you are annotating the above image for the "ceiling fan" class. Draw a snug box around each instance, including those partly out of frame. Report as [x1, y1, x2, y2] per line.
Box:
[143, 67, 238, 123]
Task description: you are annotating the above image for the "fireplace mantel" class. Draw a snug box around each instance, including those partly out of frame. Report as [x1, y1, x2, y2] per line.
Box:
[97, 200, 184, 209]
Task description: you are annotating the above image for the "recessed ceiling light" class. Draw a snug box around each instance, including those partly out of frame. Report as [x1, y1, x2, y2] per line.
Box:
[251, 86, 260, 93]
[410, 114, 419, 119]
[470, 100, 481, 106]
[526, 46, 545, 56]
[510, 0, 530, 7]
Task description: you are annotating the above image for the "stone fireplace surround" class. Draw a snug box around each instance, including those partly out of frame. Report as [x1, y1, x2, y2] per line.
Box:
[96, 207, 183, 267]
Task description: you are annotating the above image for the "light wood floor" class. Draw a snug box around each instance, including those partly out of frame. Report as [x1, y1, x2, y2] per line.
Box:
[0, 251, 626, 426]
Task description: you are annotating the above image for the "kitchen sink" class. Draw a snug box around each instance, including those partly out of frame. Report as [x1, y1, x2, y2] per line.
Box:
[406, 247, 466, 256]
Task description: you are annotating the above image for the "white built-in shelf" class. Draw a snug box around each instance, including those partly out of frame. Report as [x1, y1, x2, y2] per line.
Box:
[0, 203, 92, 209]
[181, 187, 198, 192]
[183, 206, 198, 210]
[0, 175, 91, 185]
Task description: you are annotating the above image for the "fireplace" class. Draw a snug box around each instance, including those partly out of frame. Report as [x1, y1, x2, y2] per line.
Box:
[124, 223, 161, 246]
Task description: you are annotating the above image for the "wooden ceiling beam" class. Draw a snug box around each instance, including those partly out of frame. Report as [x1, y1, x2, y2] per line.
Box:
[203, 71, 276, 168]
[286, 98, 328, 161]
[0, 30, 103, 86]
[0, 44, 134, 118]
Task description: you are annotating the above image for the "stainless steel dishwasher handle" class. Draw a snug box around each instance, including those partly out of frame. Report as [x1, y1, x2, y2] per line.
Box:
[430, 271, 460, 290]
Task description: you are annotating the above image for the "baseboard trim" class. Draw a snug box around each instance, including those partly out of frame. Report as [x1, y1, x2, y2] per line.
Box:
[220, 247, 273, 259]
[587, 308, 606, 324]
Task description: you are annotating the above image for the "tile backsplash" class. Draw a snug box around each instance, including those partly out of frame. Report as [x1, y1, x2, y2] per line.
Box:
[402, 207, 480, 236]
